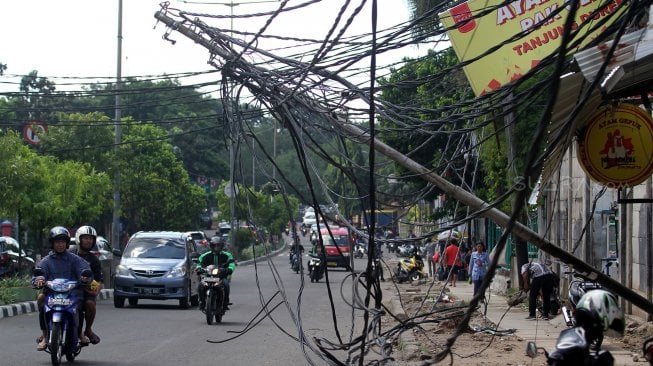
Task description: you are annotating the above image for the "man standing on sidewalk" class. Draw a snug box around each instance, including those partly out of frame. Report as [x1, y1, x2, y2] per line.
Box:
[521, 260, 554, 320]
[424, 237, 436, 279]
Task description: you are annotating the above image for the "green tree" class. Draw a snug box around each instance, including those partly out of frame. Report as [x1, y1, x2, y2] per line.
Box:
[116, 121, 207, 232]
[0, 132, 111, 253]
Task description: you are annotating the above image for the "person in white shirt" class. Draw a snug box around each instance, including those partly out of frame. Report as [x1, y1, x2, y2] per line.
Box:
[521, 260, 554, 320]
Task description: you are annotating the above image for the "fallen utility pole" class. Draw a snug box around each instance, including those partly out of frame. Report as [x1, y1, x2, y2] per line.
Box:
[154, 10, 653, 314]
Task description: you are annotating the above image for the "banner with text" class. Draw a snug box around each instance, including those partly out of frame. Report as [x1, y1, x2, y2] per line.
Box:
[439, 0, 625, 96]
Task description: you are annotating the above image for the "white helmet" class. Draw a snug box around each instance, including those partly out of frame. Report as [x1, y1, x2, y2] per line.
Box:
[75, 225, 97, 247]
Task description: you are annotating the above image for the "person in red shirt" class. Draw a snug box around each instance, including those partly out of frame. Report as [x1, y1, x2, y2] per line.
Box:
[443, 239, 462, 287]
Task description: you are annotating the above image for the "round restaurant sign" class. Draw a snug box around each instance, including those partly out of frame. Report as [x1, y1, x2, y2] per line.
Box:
[577, 103, 653, 187]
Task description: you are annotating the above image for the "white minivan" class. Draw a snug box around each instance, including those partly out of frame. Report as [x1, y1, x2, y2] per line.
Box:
[302, 212, 317, 228]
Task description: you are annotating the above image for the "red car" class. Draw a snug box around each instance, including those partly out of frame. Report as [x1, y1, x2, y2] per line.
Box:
[319, 227, 352, 268]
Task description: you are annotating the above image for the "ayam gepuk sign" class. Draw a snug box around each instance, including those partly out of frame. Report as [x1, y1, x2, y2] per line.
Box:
[439, 0, 626, 97]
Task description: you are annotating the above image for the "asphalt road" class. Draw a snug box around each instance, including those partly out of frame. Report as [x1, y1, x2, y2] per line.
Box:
[0, 235, 379, 366]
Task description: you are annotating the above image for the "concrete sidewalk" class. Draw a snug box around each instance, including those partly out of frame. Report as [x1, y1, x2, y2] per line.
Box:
[386, 277, 639, 365]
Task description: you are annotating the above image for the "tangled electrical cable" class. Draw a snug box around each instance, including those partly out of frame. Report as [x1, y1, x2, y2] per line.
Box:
[149, 1, 651, 364]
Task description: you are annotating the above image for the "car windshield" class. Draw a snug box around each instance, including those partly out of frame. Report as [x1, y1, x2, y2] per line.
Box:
[189, 233, 204, 241]
[327, 235, 348, 247]
[123, 237, 186, 259]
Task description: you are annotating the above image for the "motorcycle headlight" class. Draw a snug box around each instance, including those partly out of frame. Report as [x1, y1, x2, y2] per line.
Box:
[167, 266, 186, 278]
[115, 265, 134, 277]
[210, 268, 221, 276]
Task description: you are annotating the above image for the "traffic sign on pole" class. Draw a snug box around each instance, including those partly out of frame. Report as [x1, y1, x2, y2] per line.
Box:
[22, 122, 47, 145]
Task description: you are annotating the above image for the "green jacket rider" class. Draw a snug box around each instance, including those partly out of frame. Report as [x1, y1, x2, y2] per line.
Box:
[196, 237, 235, 310]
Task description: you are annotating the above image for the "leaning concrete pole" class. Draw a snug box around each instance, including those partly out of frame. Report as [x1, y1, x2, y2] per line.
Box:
[154, 10, 653, 314]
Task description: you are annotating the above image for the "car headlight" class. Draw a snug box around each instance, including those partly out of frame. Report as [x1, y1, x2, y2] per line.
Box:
[115, 265, 134, 277]
[166, 266, 186, 278]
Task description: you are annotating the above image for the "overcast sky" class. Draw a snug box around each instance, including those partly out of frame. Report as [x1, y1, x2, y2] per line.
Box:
[1, 0, 422, 94]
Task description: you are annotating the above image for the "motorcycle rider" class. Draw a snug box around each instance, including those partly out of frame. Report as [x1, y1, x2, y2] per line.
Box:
[289, 239, 304, 265]
[71, 225, 103, 345]
[33, 226, 92, 351]
[196, 237, 235, 311]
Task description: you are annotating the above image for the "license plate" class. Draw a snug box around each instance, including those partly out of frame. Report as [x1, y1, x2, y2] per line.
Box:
[326, 261, 337, 267]
[139, 288, 160, 295]
[48, 297, 72, 306]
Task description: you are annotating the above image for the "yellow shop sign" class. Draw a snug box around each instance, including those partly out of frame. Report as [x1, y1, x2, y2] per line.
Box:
[577, 103, 653, 187]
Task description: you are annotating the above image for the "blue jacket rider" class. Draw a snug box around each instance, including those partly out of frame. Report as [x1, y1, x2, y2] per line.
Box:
[33, 226, 92, 351]
[196, 237, 235, 311]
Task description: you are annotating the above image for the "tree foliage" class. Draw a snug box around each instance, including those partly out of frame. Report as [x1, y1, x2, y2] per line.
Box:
[0, 132, 111, 252]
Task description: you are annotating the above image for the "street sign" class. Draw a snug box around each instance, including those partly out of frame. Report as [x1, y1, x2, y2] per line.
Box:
[224, 182, 239, 198]
[23, 122, 47, 145]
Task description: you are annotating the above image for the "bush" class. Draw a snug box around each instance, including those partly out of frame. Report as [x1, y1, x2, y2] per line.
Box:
[0, 275, 32, 305]
[238, 243, 274, 262]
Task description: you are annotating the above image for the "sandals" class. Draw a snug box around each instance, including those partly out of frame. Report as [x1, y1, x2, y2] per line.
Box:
[36, 336, 48, 351]
[79, 335, 91, 345]
[85, 331, 101, 345]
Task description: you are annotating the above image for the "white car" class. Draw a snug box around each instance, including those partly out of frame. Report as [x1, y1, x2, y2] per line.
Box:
[302, 212, 317, 228]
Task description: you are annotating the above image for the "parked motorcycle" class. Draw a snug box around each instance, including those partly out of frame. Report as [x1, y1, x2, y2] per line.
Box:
[526, 289, 624, 366]
[34, 267, 93, 366]
[395, 250, 425, 282]
[396, 242, 415, 258]
[307, 256, 324, 282]
[536, 271, 562, 317]
[561, 270, 614, 349]
[644, 336, 653, 365]
[198, 264, 227, 325]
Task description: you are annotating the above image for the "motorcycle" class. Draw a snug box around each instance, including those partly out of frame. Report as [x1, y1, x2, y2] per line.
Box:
[300, 226, 308, 237]
[34, 267, 93, 366]
[290, 252, 301, 273]
[526, 327, 615, 366]
[527, 289, 625, 366]
[644, 336, 653, 365]
[307, 256, 324, 282]
[396, 242, 416, 258]
[198, 264, 227, 325]
[395, 250, 425, 283]
[353, 241, 367, 259]
[561, 269, 614, 349]
[536, 271, 562, 318]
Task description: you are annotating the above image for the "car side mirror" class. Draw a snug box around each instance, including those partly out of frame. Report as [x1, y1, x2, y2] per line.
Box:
[112, 248, 122, 257]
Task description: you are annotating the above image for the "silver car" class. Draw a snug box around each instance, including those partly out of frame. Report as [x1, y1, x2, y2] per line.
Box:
[112, 231, 200, 309]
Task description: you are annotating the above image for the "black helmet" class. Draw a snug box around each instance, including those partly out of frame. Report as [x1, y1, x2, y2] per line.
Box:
[48, 226, 71, 248]
[209, 236, 225, 251]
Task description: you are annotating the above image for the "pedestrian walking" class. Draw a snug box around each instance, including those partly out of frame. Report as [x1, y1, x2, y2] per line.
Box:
[467, 241, 489, 298]
[443, 239, 462, 287]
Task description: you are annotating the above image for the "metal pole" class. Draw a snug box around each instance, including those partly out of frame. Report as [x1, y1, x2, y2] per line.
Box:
[272, 120, 276, 180]
[112, 0, 123, 248]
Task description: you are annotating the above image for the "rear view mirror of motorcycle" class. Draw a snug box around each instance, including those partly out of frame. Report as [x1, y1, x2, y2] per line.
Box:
[525, 342, 537, 358]
[33, 267, 45, 277]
